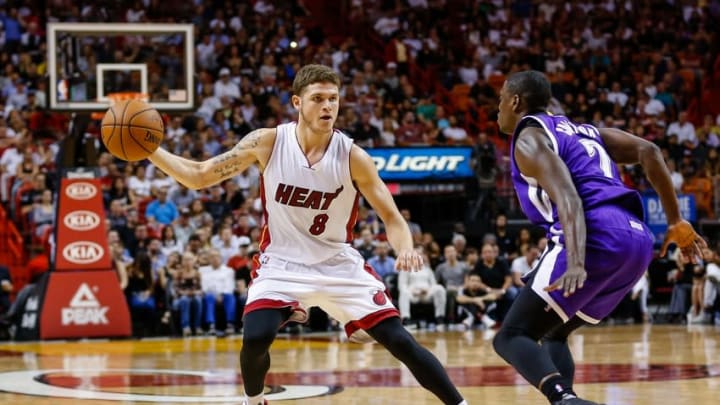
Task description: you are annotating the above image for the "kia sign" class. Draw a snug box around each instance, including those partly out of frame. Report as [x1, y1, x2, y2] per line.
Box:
[367, 147, 474, 180]
[63, 210, 101, 231]
[55, 178, 111, 271]
[64, 181, 97, 200]
[62, 241, 104, 264]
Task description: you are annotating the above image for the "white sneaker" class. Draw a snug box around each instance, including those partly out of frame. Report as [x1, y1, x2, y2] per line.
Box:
[481, 314, 496, 329]
[436, 323, 446, 332]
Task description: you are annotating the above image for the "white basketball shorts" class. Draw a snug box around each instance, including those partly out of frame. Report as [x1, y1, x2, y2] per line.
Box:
[244, 248, 399, 342]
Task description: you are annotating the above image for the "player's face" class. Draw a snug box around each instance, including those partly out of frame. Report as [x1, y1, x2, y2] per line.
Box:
[294, 82, 340, 134]
[497, 82, 519, 135]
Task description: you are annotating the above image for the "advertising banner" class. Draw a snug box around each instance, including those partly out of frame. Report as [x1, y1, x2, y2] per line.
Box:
[55, 178, 111, 271]
[367, 147, 474, 181]
[642, 193, 696, 243]
[39, 270, 131, 339]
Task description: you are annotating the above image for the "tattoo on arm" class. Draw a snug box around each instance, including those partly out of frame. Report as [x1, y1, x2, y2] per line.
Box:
[208, 129, 263, 179]
[234, 129, 262, 151]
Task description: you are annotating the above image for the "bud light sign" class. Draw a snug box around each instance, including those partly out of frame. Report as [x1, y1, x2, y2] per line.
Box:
[367, 147, 474, 180]
[642, 194, 696, 243]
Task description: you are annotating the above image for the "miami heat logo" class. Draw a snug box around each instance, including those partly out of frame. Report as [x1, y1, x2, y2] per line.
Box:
[371, 289, 387, 306]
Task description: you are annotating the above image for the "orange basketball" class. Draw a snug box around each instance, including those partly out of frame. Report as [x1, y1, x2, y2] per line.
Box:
[101, 99, 164, 162]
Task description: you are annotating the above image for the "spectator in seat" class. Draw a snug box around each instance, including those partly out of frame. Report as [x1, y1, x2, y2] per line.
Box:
[394, 111, 426, 145]
[398, 249, 447, 330]
[510, 244, 540, 288]
[173, 207, 196, 246]
[212, 225, 248, 264]
[188, 198, 213, 230]
[667, 111, 697, 149]
[165, 116, 187, 142]
[435, 245, 470, 324]
[106, 176, 131, 208]
[0, 136, 29, 204]
[471, 242, 516, 322]
[199, 248, 236, 335]
[17, 172, 46, 218]
[687, 247, 708, 323]
[31, 189, 54, 239]
[205, 185, 231, 222]
[110, 241, 129, 290]
[441, 115, 468, 144]
[493, 214, 517, 260]
[169, 184, 198, 211]
[173, 252, 203, 337]
[127, 165, 152, 205]
[681, 163, 714, 219]
[667, 249, 697, 323]
[159, 225, 184, 257]
[400, 208, 422, 244]
[145, 187, 179, 226]
[354, 227, 377, 260]
[455, 273, 499, 330]
[128, 224, 151, 256]
[351, 111, 381, 148]
[696, 114, 720, 148]
[214, 67, 241, 102]
[367, 241, 397, 281]
[465, 247, 479, 269]
[125, 251, 157, 337]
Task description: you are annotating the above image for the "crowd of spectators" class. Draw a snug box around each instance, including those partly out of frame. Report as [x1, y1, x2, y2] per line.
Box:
[1, 0, 720, 337]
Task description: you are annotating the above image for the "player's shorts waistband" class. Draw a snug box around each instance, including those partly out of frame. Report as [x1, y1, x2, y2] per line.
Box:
[258, 249, 363, 271]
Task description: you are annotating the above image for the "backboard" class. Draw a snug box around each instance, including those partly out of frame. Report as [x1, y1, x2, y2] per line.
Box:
[47, 23, 195, 112]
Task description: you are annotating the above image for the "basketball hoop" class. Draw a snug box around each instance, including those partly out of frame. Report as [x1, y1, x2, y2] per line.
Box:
[91, 92, 150, 120]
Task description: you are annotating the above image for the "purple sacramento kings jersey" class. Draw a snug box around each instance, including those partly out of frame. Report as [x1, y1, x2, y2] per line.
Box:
[510, 113, 644, 232]
[511, 113, 655, 324]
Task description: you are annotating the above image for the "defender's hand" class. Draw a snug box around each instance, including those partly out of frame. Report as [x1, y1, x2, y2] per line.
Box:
[544, 265, 587, 297]
[395, 249, 423, 272]
[661, 220, 706, 262]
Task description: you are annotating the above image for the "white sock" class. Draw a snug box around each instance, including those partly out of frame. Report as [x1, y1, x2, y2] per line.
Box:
[244, 392, 264, 405]
[458, 401, 468, 405]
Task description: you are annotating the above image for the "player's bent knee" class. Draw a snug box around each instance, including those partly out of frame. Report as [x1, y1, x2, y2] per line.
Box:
[241, 330, 275, 353]
[492, 326, 519, 357]
[368, 318, 415, 352]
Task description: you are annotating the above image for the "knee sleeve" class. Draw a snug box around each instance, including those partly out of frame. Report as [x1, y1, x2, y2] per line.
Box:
[241, 309, 287, 354]
[492, 325, 522, 357]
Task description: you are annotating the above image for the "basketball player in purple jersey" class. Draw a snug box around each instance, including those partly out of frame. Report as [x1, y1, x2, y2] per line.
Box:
[492, 71, 705, 405]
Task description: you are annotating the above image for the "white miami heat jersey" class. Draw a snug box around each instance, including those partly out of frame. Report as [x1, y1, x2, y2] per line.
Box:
[259, 122, 360, 264]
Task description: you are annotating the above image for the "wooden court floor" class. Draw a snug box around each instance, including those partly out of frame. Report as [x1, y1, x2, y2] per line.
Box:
[0, 324, 718, 404]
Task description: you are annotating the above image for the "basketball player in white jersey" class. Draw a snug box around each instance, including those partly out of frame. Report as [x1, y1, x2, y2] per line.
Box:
[148, 65, 467, 405]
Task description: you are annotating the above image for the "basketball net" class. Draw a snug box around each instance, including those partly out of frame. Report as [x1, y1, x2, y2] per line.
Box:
[91, 92, 149, 120]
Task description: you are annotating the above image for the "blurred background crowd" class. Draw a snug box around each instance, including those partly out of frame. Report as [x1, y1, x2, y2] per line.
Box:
[1, 0, 720, 338]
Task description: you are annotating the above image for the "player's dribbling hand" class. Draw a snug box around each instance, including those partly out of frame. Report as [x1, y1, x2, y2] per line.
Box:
[661, 220, 706, 263]
[395, 249, 424, 272]
[544, 265, 587, 297]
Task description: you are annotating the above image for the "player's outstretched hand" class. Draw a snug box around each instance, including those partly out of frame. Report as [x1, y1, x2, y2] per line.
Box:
[544, 265, 587, 297]
[395, 249, 424, 272]
[661, 220, 706, 263]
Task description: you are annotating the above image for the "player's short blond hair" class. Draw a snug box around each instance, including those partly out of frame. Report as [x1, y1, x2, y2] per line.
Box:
[292, 64, 340, 96]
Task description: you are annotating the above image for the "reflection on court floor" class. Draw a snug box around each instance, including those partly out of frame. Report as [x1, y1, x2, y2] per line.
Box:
[0, 325, 718, 404]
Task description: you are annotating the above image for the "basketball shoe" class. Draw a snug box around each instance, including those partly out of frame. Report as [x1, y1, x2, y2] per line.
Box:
[552, 397, 605, 405]
[241, 400, 268, 405]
